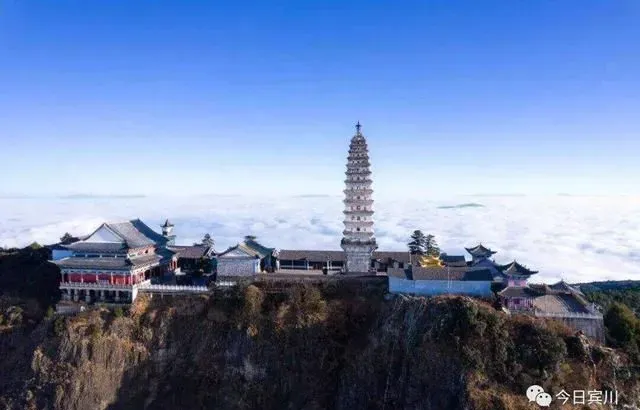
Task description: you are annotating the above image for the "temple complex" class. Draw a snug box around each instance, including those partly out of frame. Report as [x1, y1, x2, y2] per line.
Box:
[53, 219, 178, 304]
[340, 122, 377, 273]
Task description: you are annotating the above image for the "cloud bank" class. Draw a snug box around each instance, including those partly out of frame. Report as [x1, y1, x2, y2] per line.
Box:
[1, 195, 639, 284]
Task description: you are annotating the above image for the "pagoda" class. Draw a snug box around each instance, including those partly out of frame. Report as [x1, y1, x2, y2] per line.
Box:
[465, 243, 497, 263]
[340, 122, 377, 273]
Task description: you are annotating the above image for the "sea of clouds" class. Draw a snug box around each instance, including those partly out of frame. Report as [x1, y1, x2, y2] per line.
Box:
[1, 195, 639, 284]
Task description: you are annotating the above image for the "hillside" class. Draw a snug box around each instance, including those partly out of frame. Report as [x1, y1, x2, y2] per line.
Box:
[1, 284, 639, 410]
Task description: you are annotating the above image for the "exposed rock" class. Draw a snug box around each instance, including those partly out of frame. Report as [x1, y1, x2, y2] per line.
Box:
[0, 286, 638, 410]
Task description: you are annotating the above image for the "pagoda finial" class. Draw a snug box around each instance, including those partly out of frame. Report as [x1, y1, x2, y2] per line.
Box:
[355, 121, 362, 135]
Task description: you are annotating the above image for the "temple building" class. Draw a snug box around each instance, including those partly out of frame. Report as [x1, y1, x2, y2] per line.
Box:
[52, 219, 178, 304]
[276, 250, 410, 274]
[465, 243, 497, 263]
[168, 233, 216, 273]
[216, 236, 278, 279]
[340, 122, 378, 273]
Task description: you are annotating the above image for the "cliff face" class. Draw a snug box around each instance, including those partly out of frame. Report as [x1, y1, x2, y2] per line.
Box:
[1, 285, 639, 410]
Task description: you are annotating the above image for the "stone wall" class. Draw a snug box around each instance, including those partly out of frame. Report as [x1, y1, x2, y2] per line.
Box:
[217, 259, 258, 276]
[535, 314, 606, 343]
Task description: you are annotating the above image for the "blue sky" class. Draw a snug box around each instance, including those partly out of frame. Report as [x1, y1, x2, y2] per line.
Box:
[1, 0, 638, 197]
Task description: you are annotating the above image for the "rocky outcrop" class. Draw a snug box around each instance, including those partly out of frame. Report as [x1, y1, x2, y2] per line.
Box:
[1, 287, 639, 410]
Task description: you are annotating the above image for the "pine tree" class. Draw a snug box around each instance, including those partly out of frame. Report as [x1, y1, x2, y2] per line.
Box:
[424, 234, 441, 257]
[202, 233, 214, 247]
[59, 232, 78, 244]
[408, 230, 427, 255]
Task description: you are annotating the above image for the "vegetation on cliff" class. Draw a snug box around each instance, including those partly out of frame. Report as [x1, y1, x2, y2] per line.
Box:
[1, 282, 639, 410]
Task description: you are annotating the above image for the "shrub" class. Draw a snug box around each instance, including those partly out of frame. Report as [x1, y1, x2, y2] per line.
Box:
[114, 307, 124, 318]
[53, 316, 66, 336]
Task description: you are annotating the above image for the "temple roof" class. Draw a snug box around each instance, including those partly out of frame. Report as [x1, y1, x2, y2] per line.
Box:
[498, 286, 544, 298]
[241, 238, 274, 258]
[532, 294, 591, 314]
[549, 280, 583, 295]
[278, 250, 345, 261]
[63, 219, 168, 254]
[373, 251, 411, 264]
[275, 250, 410, 264]
[53, 254, 162, 270]
[497, 260, 538, 276]
[216, 245, 260, 259]
[465, 244, 497, 257]
[64, 242, 127, 253]
[439, 254, 467, 267]
[168, 244, 212, 259]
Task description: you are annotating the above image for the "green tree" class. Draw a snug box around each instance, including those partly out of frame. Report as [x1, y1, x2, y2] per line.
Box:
[604, 302, 639, 349]
[202, 233, 215, 247]
[424, 234, 441, 257]
[59, 232, 78, 244]
[408, 230, 427, 255]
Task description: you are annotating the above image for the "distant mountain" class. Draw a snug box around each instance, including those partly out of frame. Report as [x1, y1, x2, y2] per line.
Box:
[574, 280, 640, 292]
[59, 194, 146, 199]
[437, 203, 485, 210]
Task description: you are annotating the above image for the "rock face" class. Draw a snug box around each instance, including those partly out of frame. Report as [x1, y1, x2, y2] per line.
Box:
[1, 287, 639, 410]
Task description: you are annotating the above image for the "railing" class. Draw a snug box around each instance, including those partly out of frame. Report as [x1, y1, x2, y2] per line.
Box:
[60, 281, 150, 289]
[137, 283, 209, 293]
[534, 311, 603, 320]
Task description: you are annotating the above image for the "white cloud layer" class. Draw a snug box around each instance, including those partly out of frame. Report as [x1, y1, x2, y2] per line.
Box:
[1, 195, 639, 284]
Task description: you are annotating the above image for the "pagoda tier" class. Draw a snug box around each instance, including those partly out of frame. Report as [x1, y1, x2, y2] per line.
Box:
[341, 122, 377, 273]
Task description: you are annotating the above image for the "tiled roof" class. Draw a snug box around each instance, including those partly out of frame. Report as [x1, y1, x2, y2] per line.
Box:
[439, 254, 467, 266]
[69, 219, 168, 253]
[373, 251, 411, 264]
[549, 280, 583, 295]
[217, 245, 259, 259]
[278, 250, 345, 261]
[498, 286, 544, 298]
[107, 219, 168, 247]
[64, 242, 126, 253]
[465, 244, 497, 256]
[169, 245, 211, 259]
[276, 250, 410, 264]
[243, 239, 274, 257]
[533, 294, 590, 314]
[498, 261, 538, 276]
[53, 254, 162, 270]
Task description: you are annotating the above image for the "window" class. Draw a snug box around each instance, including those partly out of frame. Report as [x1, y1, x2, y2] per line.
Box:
[357, 216, 361, 220]
[356, 227, 360, 231]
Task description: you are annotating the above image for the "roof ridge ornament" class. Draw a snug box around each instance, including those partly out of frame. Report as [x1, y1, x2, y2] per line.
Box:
[355, 121, 362, 135]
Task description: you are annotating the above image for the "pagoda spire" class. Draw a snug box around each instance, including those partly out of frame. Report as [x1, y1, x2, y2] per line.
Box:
[340, 122, 377, 273]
